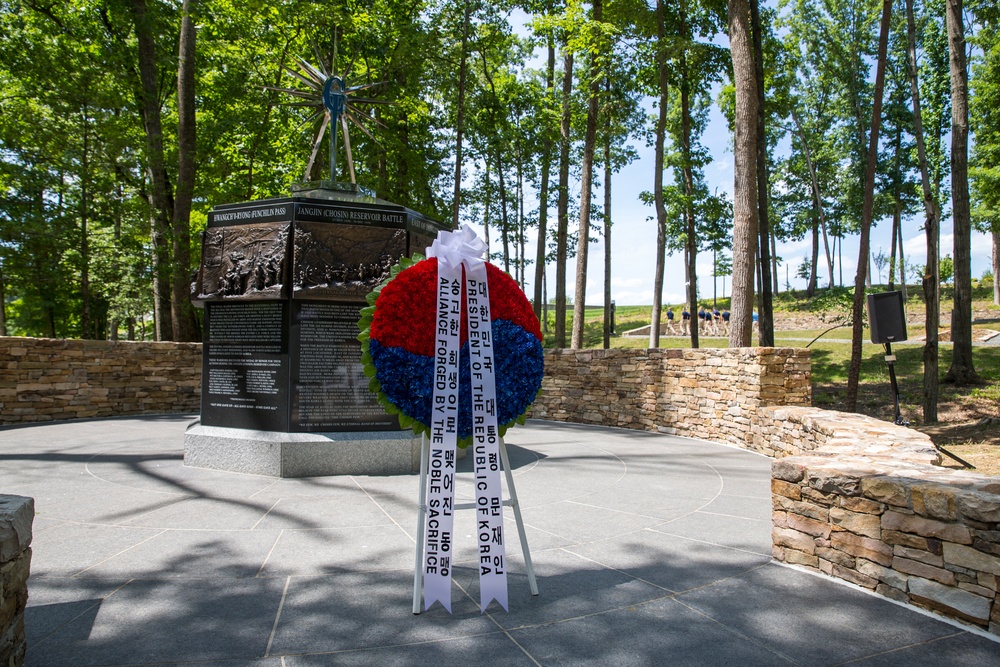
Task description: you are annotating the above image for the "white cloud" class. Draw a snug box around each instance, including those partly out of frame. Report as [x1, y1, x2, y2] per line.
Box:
[612, 276, 645, 289]
[780, 237, 814, 254]
[615, 289, 655, 305]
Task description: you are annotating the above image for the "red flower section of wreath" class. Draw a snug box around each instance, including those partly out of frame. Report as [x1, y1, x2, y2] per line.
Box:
[369, 257, 541, 356]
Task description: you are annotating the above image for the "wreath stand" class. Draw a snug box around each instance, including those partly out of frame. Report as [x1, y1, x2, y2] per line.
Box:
[411, 434, 539, 614]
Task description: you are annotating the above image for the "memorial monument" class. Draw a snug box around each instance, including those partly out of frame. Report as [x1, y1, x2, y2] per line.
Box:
[183, 55, 449, 477]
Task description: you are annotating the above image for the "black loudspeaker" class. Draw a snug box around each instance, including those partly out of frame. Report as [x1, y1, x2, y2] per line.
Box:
[867, 291, 908, 344]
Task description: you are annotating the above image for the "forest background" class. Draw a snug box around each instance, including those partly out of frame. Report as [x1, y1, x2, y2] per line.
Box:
[1, 0, 999, 354]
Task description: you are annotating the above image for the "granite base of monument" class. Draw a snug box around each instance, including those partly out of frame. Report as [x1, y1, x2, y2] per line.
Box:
[183, 422, 423, 477]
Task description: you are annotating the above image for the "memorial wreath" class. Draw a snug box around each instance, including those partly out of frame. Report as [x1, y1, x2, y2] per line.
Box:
[357, 231, 544, 447]
[358, 226, 543, 613]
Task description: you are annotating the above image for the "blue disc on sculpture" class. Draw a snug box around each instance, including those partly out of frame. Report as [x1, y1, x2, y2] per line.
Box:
[323, 76, 346, 118]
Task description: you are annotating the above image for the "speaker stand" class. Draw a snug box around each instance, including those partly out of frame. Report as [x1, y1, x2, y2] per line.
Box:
[884, 342, 906, 427]
[883, 342, 974, 470]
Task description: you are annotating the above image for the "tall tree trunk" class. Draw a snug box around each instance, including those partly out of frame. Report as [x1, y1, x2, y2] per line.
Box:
[0, 259, 6, 336]
[132, 0, 173, 341]
[771, 232, 779, 295]
[376, 108, 388, 195]
[750, 0, 773, 346]
[846, 0, 892, 412]
[686, 214, 699, 348]
[33, 187, 56, 338]
[483, 157, 491, 257]
[897, 216, 907, 301]
[944, 0, 978, 384]
[993, 229, 999, 306]
[889, 199, 901, 288]
[684, 243, 701, 350]
[555, 49, 573, 348]
[518, 146, 526, 288]
[650, 0, 668, 349]
[452, 5, 470, 229]
[680, 3, 700, 350]
[497, 151, 511, 274]
[888, 121, 903, 289]
[533, 37, 556, 322]
[756, 242, 763, 316]
[603, 83, 613, 350]
[80, 104, 92, 339]
[571, 0, 602, 350]
[839, 235, 844, 286]
[791, 108, 834, 289]
[46, 304, 55, 338]
[825, 224, 836, 288]
[808, 202, 819, 296]
[727, 0, 758, 348]
[543, 270, 549, 333]
[395, 119, 410, 204]
[171, 0, 199, 342]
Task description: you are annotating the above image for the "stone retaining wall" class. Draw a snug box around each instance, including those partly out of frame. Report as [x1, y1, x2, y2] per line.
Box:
[766, 406, 1000, 634]
[530, 347, 812, 446]
[0, 496, 33, 667]
[0, 337, 201, 425]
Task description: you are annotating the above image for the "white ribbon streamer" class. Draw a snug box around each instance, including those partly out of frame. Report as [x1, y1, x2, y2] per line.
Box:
[421, 225, 508, 613]
[421, 258, 461, 612]
[465, 261, 508, 613]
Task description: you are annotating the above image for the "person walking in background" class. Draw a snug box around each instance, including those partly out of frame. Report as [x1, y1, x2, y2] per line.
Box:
[711, 307, 721, 336]
[700, 305, 714, 335]
[666, 306, 677, 335]
[681, 306, 691, 335]
[722, 309, 731, 336]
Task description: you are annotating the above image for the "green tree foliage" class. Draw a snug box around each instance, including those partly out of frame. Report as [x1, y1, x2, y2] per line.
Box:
[0, 0, 459, 338]
[970, 1, 1000, 305]
[917, 0, 952, 209]
[640, 0, 728, 348]
[970, 3, 1000, 217]
[0, 2, 151, 337]
[775, 0, 852, 293]
[939, 253, 955, 283]
[971, 1, 1000, 229]
[0, 0, 993, 364]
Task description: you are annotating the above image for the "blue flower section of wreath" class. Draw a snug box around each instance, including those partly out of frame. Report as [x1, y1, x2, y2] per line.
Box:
[369, 319, 544, 440]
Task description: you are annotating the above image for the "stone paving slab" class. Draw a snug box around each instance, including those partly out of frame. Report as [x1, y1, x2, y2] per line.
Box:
[675, 564, 963, 665]
[3, 415, 1000, 666]
[507, 596, 802, 667]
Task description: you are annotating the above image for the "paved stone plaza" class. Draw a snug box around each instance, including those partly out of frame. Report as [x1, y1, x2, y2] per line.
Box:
[2, 416, 999, 666]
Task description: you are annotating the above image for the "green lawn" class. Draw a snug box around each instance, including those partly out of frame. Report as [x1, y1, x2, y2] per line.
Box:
[539, 297, 1000, 417]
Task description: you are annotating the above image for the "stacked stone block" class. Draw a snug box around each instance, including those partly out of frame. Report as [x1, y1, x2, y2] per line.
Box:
[763, 408, 1000, 633]
[751, 405, 941, 463]
[0, 337, 201, 425]
[0, 496, 33, 667]
[532, 347, 811, 445]
[772, 450, 1000, 632]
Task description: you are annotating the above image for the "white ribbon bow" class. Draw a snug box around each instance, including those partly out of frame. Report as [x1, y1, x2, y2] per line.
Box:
[427, 225, 487, 269]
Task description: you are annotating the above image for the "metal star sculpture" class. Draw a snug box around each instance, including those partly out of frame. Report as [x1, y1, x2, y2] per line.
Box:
[267, 49, 390, 186]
